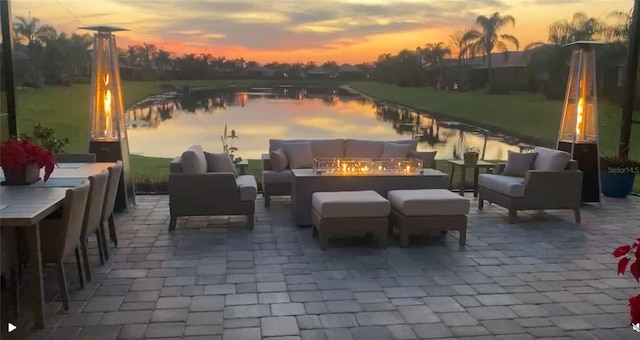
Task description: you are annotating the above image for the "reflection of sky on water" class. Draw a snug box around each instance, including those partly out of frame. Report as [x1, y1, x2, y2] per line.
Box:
[126, 88, 525, 160]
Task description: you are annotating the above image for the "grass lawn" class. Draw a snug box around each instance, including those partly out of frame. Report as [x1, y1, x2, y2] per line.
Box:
[350, 82, 640, 192]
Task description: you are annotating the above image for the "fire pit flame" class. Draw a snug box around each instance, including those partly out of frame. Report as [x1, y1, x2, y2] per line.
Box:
[315, 158, 423, 175]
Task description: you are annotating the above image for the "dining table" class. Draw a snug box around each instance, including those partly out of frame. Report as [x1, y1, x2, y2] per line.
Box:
[0, 162, 114, 329]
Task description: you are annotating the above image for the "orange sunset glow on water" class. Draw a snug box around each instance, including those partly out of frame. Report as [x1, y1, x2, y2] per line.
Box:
[11, 0, 633, 64]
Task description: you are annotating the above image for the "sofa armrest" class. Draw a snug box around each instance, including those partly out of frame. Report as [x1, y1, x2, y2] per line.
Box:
[494, 163, 506, 175]
[169, 156, 182, 174]
[524, 170, 583, 204]
[262, 153, 274, 171]
[236, 175, 258, 201]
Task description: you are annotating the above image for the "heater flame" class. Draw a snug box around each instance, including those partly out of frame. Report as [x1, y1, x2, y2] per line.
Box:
[576, 97, 584, 138]
[104, 74, 112, 138]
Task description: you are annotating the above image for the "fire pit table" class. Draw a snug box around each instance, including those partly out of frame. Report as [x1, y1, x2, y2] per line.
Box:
[290, 158, 449, 225]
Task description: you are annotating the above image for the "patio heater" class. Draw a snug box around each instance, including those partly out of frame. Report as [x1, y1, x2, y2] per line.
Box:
[82, 25, 135, 211]
[556, 41, 602, 203]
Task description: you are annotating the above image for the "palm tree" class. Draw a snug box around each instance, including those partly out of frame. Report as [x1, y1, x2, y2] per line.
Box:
[419, 42, 451, 88]
[462, 12, 519, 90]
[13, 16, 57, 84]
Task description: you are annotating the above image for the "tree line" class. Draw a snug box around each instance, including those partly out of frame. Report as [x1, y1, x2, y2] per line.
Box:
[8, 9, 635, 98]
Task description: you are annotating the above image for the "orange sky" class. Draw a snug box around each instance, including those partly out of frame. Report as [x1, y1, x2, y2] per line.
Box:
[11, 0, 634, 64]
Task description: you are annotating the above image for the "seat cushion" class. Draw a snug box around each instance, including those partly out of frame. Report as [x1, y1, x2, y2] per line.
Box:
[478, 174, 526, 197]
[387, 189, 470, 216]
[502, 151, 538, 177]
[263, 170, 294, 184]
[312, 190, 390, 218]
[532, 147, 571, 171]
[284, 142, 315, 169]
[381, 142, 413, 158]
[236, 175, 258, 201]
[269, 148, 289, 172]
[180, 145, 207, 174]
[204, 152, 237, 177]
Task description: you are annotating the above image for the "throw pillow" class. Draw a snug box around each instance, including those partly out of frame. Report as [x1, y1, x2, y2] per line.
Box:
[408, 150, 437, 168]
[532, 147, 572, 171]
[381, 142, 413, 159]
[270, 148, 289, 172]
[502, 151, 538, 177]
[284, 142, 315, 169]
[204, 152, 237, 177]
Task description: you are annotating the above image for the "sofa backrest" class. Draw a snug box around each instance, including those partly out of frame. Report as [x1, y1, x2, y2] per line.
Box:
[269, 139, 345, 159]
[269, 139, 419, 159]
[532, 147, 572, 171]
[344, 139, 418, 158]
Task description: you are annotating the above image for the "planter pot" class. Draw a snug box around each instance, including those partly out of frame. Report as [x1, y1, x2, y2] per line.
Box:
[463, 152, 479, 165]
[601, 172, 636, 198]
[2, 163, 41, 185]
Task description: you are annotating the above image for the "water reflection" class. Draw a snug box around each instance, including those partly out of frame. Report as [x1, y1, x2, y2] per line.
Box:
[125, 86, 530, 159]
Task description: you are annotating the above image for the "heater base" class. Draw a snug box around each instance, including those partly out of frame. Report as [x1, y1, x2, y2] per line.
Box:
[90, 140, 136, 212]
[557, 140, 601, 203]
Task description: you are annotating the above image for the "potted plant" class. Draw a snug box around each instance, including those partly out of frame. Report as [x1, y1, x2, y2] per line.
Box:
[600, 156, 640, 198]
[463, 147, 480, 164]
[1, 138, 56, 185]
[220, 123, 240, 162]
[613, 239, 640, 326]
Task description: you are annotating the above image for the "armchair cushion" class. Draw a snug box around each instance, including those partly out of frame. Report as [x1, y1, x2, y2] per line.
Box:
[503, 151, 538, 177]
[269, 148, 289, 172]
[236, 175, 258, 201]
[408, 150, 437, 168]
[180, 145, 207, 174]
[204, 152, 237, 177]
[284, 142, 314, 169]
[532, 147, 571, 171]
[381, 142, 413, 158]
[478, 174, 526, 197]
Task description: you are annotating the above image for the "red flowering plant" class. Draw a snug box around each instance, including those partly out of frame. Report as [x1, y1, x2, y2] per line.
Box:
[613, 238, 640, 325]
[0, 138, 56, 182]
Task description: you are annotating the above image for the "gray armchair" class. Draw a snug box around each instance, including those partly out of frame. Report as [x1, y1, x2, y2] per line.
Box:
[169, 145, 257, 231]
[478, 147, 583, 223]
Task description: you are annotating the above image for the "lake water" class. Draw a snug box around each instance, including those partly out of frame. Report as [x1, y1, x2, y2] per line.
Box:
[126, 86, 530, 160]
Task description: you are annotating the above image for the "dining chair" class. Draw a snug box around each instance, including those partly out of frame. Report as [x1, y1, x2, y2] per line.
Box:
[39, 181, 91, 310]
[100, 161, 123, 259]
[1, 229, 21, 317]
[54, 153, 97, 163]
[79, 170, 109, 282]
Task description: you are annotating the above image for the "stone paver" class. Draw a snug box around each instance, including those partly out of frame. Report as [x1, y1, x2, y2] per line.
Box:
[15, 195, 639, 340]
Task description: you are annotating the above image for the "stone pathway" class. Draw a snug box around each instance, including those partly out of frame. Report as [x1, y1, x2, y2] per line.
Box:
[6, 194, 640, 339]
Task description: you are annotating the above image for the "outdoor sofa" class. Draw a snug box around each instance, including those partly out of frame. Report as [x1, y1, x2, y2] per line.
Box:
[169, 145, 257, 231]
[261, 139, 437, 207]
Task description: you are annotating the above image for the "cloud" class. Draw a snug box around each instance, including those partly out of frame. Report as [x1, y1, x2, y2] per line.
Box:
[105, 0, 509, 52]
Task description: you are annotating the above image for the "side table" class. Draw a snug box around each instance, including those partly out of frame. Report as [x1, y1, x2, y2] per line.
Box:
[447, 159, 494, 197]
[235, 159, 249, 176]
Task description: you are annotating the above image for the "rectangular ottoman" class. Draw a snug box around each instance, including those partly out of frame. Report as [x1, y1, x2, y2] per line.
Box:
[387, 189, 470, 247]
[311, 190, 390, 250]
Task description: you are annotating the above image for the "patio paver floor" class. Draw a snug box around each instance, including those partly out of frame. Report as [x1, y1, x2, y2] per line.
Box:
[4, 194, 639, 339]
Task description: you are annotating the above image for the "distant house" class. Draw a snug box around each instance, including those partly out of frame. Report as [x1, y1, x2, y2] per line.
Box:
[246, 66, 275, 78]
[338, 64, 366, 80]
[306, 67, 329, 79]
[465, 51, 530, 90]
[0, 44, 35, 87]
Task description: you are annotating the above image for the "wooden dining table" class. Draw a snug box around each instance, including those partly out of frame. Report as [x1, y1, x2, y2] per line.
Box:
[0, 162, 114, 329]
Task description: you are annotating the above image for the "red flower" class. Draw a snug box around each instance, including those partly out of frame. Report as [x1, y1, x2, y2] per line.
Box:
[614, 245, 631, 257]
[630, 294, 640, 325]
[619, 257, 631, 275]
[0, 138, 56, 182]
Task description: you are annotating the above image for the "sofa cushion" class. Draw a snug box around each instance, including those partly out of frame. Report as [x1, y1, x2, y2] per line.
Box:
[263, 170, 294, 184]
[532, 147, 571, 171]
[284, 142, 315, 169]
[478, 174, 526, 197]
[180, 145, 207, 174]
[312, 190, 390, 218]
[204, 152, 237, 176]
[236, 175, 258, 201]
[270, 139, 308, 151]
[408, 150, 437, 168]
[344, 140, 385, 158]
[502, 151, 538, 177]
[388, 189, 470, 216]
[381, 142, 413, 158]
[270, 148, 289, 172]
[310, 139, 344, 158]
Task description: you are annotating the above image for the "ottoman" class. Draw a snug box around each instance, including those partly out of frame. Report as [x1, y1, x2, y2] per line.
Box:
[311, 190, 390, 250]
[387, 189, 470, 247]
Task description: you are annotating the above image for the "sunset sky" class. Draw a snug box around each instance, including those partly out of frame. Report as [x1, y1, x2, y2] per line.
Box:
[11, 0, 634, 64]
